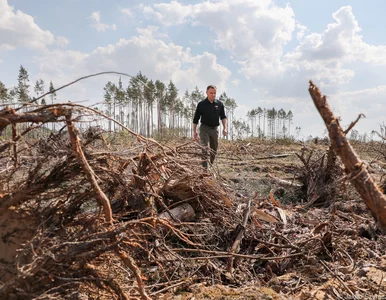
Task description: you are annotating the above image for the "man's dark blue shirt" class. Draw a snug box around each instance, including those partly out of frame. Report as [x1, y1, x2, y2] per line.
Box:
[193, 98, 227, 127]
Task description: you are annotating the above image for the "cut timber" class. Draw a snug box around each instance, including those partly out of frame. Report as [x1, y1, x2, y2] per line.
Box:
[309, 80, 386, 230]
[158, 203, 195, 222]
[266, 173, 302, 188]
[0, 107, 68, 131]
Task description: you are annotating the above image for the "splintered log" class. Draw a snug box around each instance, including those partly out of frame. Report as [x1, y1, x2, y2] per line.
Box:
[309, 80, 386, 230]
[65, 113, 113, 225]
[0, 107, 67, 130]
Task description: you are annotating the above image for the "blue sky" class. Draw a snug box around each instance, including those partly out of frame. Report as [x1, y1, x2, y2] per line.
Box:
[1, 0, 386, 138]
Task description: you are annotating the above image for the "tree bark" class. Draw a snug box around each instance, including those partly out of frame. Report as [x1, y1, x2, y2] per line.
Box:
[65, 113, 113, 225]
[309, 80, 386, 230]
[0, 107, 67, 131]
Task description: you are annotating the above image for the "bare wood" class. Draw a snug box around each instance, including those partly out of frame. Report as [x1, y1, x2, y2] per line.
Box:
[158, 203, 195, 222]
[65, 113, 113, 225]
[309, 80, 386, 230]
[11, 123, 17, 167]
[218, 153, 295, 161]
[227, 200, 251, 273]
[0, 107, 68, 130]
[266, 173, 302, 188]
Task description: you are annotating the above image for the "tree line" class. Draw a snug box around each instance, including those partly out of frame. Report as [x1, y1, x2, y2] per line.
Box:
[0, 65, 298, 140]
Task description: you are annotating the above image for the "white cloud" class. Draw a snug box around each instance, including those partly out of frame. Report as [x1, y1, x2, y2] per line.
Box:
[141, 0, 296, 90]
[231, 79, 240, 86]
[120, 8, 134, 19]
[0, 0, 54, 51]
[33, 27, 231, 103]
[142, 2, 386, 99]
[84, 28, 231, 91]
[296, 22, 307, 41]
[143, 0, 295, 59]
[324, 85, 386, 135]
[56, 36, 70, 48]
[142, 1, 192, 26]
[189, 40, 201, 46]
[89, 11, 117, 32]
[291, 7, 363, 62]
[284, 6, 386, 89]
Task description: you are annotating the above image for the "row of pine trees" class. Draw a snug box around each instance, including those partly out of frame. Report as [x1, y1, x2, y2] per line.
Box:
[0, 65, 296, 140]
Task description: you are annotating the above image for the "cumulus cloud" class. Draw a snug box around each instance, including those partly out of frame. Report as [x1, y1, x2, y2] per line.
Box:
[326, 85, 386, 134]
[89, 11, 117, 32]
[284, 6, 386, 90]
[296, 22, 307, 41]
[142, 0, 295, 60]
[33, 27, 231, 103]
[140, 0, 296, 91]
[291, 6, 362, 62]
[0, 0, 54, 51]
[84, 28, 230, 91]
[142, 1, 192, 26]
[142, 2, 386, 99]
[56, 36, 70, 48]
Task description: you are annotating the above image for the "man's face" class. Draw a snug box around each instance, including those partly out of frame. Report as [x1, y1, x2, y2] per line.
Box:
[206, 88, 216, 101]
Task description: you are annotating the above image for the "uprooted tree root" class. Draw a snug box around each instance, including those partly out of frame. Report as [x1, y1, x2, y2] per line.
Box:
[1, 102, 386, 299]
[296, 143, 343, 208]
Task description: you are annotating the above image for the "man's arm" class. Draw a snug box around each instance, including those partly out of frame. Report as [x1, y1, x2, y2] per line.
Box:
[220, 102, 227, 137]
[193, 102, 201, 140]
[193, 123, 198, 140]
[221, 118, 227, 137]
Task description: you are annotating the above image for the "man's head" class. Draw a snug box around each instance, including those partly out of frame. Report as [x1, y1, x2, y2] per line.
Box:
[206, 85, 217, 102]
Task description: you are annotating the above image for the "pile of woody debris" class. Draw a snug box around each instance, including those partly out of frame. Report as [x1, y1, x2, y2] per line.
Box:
[0, 83, 386, 299]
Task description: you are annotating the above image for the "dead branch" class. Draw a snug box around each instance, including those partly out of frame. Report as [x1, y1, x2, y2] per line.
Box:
[1, 77, 385, 299]
[343, 113, 365, 135]
[309, 80, 386, 230]
[11, 123, 17, 167]
[65, 113, 113, 225]
[116, 250, 150, 300]
[227, 200, 251, 273]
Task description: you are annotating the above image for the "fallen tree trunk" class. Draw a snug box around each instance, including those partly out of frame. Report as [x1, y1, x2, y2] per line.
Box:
[0, 107, 67, 130]
[308, 80, 386, 230]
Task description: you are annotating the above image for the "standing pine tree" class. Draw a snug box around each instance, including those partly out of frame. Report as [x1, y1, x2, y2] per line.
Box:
[16, 65, 30, 103]
[0, 81, 8, 104]
[167, 80, 178, 131]
[155, 80, 166, 137]
[34, 79, 45, 105]
[287, 110, 293, 137]
[49, 81, 57, 131]
[103, 81, 115, 132]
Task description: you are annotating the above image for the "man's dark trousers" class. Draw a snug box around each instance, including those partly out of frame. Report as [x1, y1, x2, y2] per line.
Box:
[199, 124, 219, 169]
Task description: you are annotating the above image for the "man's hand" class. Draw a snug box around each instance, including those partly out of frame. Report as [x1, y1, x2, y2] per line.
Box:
[194, 131, 199, 140]
[222, 128, 228, 137]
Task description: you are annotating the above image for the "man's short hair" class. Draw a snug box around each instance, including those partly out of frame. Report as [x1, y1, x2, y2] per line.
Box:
[206, 85, 217, 91]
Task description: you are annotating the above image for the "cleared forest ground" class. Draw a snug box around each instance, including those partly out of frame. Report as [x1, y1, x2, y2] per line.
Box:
[2, 128, 386, 299]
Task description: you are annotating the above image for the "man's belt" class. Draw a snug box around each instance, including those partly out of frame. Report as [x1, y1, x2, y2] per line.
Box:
[202, 124, 218, 129]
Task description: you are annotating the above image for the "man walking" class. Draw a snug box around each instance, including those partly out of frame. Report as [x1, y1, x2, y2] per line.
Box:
[193, 85, 227, 169]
